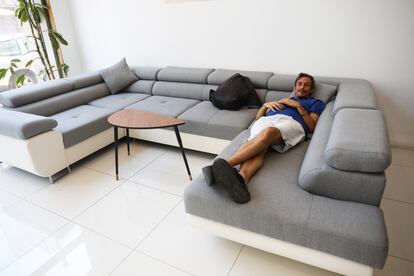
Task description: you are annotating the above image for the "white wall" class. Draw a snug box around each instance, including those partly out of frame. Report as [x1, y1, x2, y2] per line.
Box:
[54, 0, 414, 147]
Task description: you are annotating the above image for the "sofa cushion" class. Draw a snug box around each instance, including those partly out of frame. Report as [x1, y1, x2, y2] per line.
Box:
[88, 93, 149, 110]
[50, 105, 115, 148]
[100, 58, 138, 94]
[65, 71, 103, 89]
[0, 108, 57, 139]
[326, 108, 391, 173]
[13, 83, 110, 116]
[125, 96, 199, 117]
[298, 102, 386, 206]
[152, 81, 217, 101]
[178, 101, 257, 140]
[0, 79, 73, 108]
[207, 69, 273, 89]
[333, 80, 376, 115]
[157, 66, 214, 84]
[131, 66, 161, 80]
[184, 130, 388, 268]
[124, 80, 155, 95]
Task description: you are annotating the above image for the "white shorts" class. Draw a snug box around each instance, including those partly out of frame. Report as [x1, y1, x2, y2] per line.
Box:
[248, 114, 305, 153]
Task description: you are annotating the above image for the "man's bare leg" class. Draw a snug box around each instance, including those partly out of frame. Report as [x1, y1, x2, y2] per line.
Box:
[227, 127, 282, 167]
[239, 149, 267, 184]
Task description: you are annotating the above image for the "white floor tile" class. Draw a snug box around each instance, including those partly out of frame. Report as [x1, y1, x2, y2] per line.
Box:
[229, 246, 339, 276]
[0, 222, 131, 276]
[111, 251, 192, 276]
[130, 148, 214, 196]
[384, 164, 414, 204]
[0, 201, 68, 271]
[0, 190, 21, 212]
[28, 167, 121, 219]
[381, 199, 414, 261]
[0, 165, 49, 198]
[138, 203, 242, 276]
[391, 148, 414, 168]
[74, 181, 181, 248]
[374, 256, 414, 276]
[80, 141, 167, 179]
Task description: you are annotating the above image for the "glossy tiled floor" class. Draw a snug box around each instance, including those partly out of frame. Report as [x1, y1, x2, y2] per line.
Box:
[0, 141, 413, 275]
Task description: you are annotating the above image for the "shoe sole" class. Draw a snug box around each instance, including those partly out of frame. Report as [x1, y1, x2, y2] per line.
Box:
[212, 158, 250, 204]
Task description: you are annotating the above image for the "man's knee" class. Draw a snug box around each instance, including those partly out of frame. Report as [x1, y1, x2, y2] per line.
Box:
[258, 127, 281, 144]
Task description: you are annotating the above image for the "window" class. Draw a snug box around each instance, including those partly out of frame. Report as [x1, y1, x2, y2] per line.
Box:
[0, 39, 21, 56]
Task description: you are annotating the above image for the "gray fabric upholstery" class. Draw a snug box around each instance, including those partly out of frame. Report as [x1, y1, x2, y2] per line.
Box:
[298, 103, 386, 206]
[88, 93, 150, 110]
[326, 109, 391, 173]
[306, 196, 388, 268]
[125, 96, 199, 117]
[265, 91, 291, 102]
[0, 79, 73, 108]
[184, 130, 388, 268]
[152, 81, 217, 101]
[51, 105, 115, 148]
[178, 101, 258, 140]
[65, 71, 103, 89]
[207, 69, 274, 89]
[157, 66, 214, 84]
[131, 66, 161, 80]
[100, 58, 138, 94]
[267, 74, 296, 91]
[13, 83, 110, 116]
[124, 80, 155, 94]
[0, 108, 57, 139]
[333, 80, 376, 115]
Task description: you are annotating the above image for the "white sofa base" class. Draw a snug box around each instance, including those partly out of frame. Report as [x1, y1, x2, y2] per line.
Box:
[188, 214, 374, 276]
[0, 131, 67, 177]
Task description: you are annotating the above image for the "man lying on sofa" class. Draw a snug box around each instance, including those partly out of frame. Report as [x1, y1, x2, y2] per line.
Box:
[203, 73, 326, 203]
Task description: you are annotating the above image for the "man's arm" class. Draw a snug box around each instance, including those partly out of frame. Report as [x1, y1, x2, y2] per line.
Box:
[255, 101, 285, 120]
[278, 98, 319, 133]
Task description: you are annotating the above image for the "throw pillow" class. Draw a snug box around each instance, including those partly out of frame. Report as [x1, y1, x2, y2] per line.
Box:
[99, 58, 138, 94]
[289, 82, 337, 103]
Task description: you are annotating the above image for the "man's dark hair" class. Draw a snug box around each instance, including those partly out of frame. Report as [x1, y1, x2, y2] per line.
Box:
[295, 72, 315, 89]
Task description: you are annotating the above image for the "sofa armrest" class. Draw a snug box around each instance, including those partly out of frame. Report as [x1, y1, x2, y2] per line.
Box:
[325, 108, 391, 173]
[0, 109, 57, 139]
[333, 80, 376, 115]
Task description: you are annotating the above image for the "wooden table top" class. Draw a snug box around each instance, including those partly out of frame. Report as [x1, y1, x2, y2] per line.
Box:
[108, 109, 185, 129]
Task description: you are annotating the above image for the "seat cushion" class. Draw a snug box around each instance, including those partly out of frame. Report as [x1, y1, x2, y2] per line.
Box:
[178, 101, 257, 140]
[184, 130, 388, 269]
[125, 96, 199, 117]
[50, 105, 115, 148]
[88, 93, 150, 110]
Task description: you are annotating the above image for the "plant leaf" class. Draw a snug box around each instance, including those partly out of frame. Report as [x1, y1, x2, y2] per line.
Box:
[0, 69, 8, 79]
[25, 60, 34, 68]
[16, 74, 25, 86]
[11, 59, 21, 63]
[48, 32, 59, 50]
[51, 31, 68, 46]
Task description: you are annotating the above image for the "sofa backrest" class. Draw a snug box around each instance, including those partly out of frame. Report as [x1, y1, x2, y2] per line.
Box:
[124, 66, 161, 95]
[12, 83, 110, 116]
[0, 79, 73, 108]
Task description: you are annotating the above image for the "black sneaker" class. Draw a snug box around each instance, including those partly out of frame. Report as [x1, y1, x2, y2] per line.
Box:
[212, 158, 250, 204]
[202, 165, 215, 186]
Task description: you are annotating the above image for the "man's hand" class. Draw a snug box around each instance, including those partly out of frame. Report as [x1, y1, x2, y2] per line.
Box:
[263, 101, 285, 112]
[278, 98, 301, 108]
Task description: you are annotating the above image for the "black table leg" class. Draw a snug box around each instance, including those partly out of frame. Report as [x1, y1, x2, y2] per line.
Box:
[114, 126, 119, 181]
[126, 128, 130, 155]
[174, 126, 192, 180]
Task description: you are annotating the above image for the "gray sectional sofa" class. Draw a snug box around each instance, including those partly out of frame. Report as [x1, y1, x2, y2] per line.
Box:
[0, 66, 390, 275]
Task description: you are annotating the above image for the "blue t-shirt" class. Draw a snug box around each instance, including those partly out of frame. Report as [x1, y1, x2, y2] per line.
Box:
[266, 97, 325, 133]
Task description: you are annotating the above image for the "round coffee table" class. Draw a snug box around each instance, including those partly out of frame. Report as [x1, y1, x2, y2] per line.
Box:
[108, 109, 192, 181]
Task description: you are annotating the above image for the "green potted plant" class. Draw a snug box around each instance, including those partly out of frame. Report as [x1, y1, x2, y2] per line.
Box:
[0, 0, 69, 88]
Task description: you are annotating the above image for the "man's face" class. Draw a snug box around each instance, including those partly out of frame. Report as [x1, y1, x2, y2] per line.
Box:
[295, 76, 313, 98]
